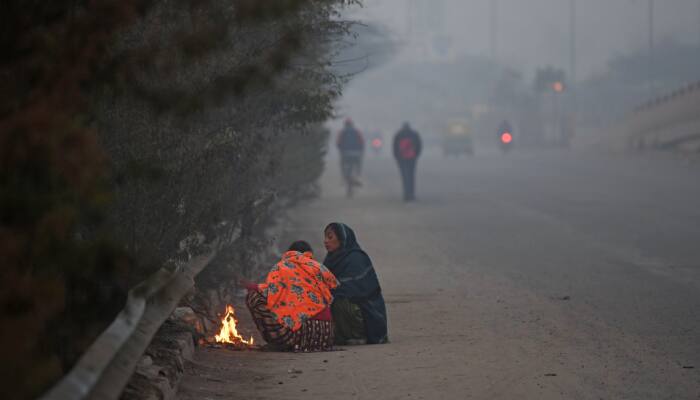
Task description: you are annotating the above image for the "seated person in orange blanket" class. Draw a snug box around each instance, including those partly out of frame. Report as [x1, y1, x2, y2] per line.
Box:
[242, 241, 339, 352]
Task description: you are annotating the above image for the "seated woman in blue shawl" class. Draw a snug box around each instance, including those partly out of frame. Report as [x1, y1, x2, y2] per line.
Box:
[323, 222, 389, 345]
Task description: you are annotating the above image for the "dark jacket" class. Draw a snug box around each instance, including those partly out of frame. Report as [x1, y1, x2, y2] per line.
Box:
[498, 121, 512, 136]
[337, 126, 365, 153]
[393, 126, 422, 161]
[323, 223, 388, 344]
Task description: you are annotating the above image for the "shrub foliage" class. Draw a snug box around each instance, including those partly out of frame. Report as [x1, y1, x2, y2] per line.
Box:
[0, 1, 355, 398]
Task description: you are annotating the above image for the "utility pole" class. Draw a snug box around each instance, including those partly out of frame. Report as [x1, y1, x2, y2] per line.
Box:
[569, 0, 577, 85]
[568, 0, 577, 145]
[490, 0, 499, 61]
[648, 0, 655, 98]
[407, 0, 413, 38]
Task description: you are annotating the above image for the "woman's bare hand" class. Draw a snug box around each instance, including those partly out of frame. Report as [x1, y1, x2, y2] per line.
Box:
[238, 277, 257, 290]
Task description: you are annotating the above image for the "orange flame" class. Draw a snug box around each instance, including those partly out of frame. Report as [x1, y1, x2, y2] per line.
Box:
[215, 305, 254, 345]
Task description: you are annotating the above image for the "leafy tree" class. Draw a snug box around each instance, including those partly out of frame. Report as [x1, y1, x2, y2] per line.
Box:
[0, 1, 356, 398]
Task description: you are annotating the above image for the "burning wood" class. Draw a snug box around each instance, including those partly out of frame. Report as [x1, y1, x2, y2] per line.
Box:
[210, 305, 255, 349]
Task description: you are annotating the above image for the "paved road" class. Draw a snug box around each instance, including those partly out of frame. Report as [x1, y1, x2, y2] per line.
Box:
[178, 149, 700, 399]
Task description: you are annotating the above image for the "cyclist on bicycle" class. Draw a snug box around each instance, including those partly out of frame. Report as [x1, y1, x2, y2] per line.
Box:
[337, 118, 365, 189]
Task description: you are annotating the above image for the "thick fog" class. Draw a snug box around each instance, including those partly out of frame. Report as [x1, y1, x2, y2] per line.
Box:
[332, 0, 700, 148]
[352, 0, 700, 77]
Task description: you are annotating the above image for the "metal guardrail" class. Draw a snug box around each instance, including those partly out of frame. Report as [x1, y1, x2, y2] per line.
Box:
[40, 248, 218, 400]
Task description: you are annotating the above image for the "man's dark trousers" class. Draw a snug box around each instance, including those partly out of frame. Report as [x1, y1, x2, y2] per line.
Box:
[399, 159, 416, 201]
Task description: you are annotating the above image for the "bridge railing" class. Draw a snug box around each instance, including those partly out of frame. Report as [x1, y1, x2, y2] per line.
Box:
[621, 81, 700, 152]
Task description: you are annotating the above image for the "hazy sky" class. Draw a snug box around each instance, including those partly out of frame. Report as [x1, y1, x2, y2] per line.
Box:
[348, 0, 700, 80]
[330, 1, 700, 134]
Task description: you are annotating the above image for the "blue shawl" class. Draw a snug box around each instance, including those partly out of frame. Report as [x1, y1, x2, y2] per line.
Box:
[323, 222, 388, 344]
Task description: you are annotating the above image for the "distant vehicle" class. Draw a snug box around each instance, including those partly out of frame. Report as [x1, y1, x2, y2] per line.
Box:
[497, 120, 514, 153]
[443, 119, 474, 157]
[369, 131, 384, 155]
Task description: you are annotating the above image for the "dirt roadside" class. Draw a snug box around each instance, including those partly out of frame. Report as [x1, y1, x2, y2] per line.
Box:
[176, 157, 698, 400]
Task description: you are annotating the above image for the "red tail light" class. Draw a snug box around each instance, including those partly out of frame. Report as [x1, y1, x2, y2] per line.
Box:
[500, 132, 513, 144]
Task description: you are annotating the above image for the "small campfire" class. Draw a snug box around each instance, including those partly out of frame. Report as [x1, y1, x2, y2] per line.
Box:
[207, 304, 256, 350]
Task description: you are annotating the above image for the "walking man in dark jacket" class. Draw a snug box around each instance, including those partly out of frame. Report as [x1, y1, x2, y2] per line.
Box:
[393, 122, 422, 202]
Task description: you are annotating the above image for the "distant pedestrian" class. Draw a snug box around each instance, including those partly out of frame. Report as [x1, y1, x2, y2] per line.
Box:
[337, 118, 365, 187]
[393, 122, 422, 201]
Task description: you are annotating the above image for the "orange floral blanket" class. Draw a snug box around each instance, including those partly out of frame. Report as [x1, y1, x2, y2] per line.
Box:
[258, 251, 338, 331]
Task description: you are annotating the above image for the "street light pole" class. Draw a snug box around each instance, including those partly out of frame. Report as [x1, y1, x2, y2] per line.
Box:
[490, 0, 499, 61]
[407, 0, 413, 37]
[648, 0, 655, 98]
[569, 0, 577, 85]
[565, 0, 577, 146]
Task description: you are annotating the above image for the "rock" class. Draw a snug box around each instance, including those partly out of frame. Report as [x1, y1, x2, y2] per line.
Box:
[121, 320, 196, 400]
[176, 337, 195, 361]
[171, 307, 205, 334]
[171, 307, 199, 326]
[172, 307, 195, 321]
[137, 355, 153, 368]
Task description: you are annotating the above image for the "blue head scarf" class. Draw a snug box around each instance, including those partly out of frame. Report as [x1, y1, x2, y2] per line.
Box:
[322, 222, 388, 344]
[323, 222, 378, 298]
